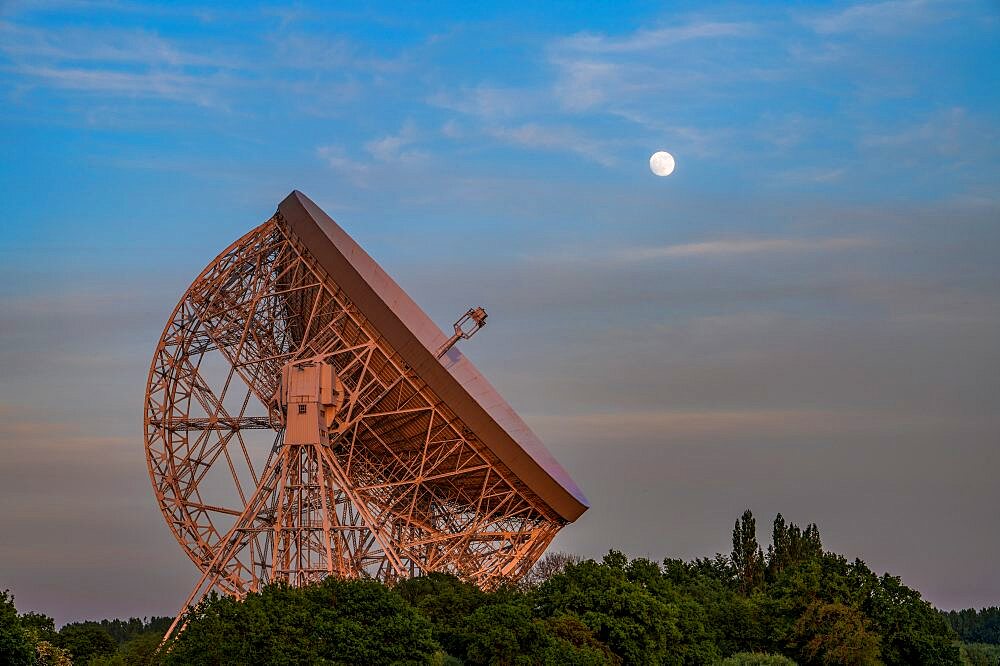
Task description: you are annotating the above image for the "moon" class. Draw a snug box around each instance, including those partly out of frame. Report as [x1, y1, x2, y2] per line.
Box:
[649, 151, 676, 177]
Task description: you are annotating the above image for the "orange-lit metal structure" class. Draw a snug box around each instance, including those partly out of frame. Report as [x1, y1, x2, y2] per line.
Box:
[144, 191, 587, 639]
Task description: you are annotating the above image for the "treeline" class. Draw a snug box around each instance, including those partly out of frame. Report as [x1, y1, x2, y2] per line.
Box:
[943, 607, 1000, 646]
[1, 510, 994, 665]
[940, 608, 1000, 666]
[0, 606, 169, 665]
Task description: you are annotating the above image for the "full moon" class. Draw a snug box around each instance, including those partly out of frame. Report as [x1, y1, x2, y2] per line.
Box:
[649, 151, 675, 177]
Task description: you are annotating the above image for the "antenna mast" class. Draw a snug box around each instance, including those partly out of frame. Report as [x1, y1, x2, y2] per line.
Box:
[436, 307, 488, 358]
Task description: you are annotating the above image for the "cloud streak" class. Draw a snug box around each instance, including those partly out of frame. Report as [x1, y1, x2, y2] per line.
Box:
[803, 0, 955, 35]
[489, 123, 618, 166]
[557, 20, 755, 53]
[615, 237, 875, 262]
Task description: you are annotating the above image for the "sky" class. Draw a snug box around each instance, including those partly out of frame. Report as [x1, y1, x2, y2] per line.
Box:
[0, 0, 998, 624]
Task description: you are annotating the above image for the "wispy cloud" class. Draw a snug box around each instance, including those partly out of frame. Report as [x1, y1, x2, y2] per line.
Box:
[488, 123, 618, 166]
[546, 18, 769, 114]
[859, 108, 1000, 188]
[0, 15, 402, 115]
[0, 19, 236, 107]
[556, 20, 756, 53]
[862, 107, 974, 156]
[549, 58, 630, 112]
[315, 145, 371, 185]
[528, 407, 964, 441]
[616, 237, 875, 262]
[0, 20, 235, 68]
[13, 65, 223, 106]
[802, 0, 957, 35]
[772, 166, 848, 185]
[316, 122, 428, 186]
[428, 85, 535, 119]
[266, 30, 409, 74]
[364, 121, 426, 163]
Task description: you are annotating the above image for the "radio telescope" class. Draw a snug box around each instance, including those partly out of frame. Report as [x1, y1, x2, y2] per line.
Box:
[144, 191, 587, 638]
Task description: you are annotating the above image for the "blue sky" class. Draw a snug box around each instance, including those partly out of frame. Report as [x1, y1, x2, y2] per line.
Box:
[1, 0, 998, 622]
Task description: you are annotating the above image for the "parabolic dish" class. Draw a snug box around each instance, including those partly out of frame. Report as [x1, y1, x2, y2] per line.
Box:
[278, 191, 589, 519]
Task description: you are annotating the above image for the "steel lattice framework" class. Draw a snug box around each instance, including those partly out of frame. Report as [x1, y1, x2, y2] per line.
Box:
[145, 192, 587, 640]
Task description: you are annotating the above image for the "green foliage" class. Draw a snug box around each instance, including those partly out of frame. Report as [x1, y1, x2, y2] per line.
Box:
[0, 590, 34, 666]
[733, 509, 765, 595]
[5, 510, 973, 665]
[78, 616, 172, 646]
[541, 614, 617, 664]
[87, 653, 127, 665]
[862, 573, 960, 665]
[19, 610, 69, 664]
[54, 617, 166, 666]
[946, 608, 1000, 645]
[395, 572, 485, 657]
[56, 622, 117, 664]
[396, 575, 614, 664]
[767, 514, 822, 579]
[20, 611, 57, 642]
[960, 642, 1000, 666]
[534, 554, 682, 664]
[791, 601, 881, 665]
[463, 599, 547, 665]
[165, 577, 439, 665]
[116, 631, 165, 665]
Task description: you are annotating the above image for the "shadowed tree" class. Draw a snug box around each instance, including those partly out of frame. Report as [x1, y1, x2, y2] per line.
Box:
[0, 590, 34, 666]
[862, 574, 960, 665]
[56, 623, 116, 664]
[768, 513, 822, 579]
[463, 601, 548, 665]
[943, 606, 1000, 645]
[394, 572, 485, 658]
[732, 509, 765, 595]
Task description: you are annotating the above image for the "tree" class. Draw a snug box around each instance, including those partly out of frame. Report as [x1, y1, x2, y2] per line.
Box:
[959, 643, 1000, 666]
[35, 639, 73, 666]
[165, 577, 439, 665]
[395, 572, 485, 658]
[534, 556, 681, 665]
[767, 513, 822, 578]
[944, 607, 1000, 645]
[541, 615, 617, 665]
[18, 610, 71, 665]
[863, 574, 960, 665]
[19, 611, 57, 642]
[792, 601, 881, 665]
[463, 600, 547, 665]
[56, 623, 117, 664]
[520, 552, 582, 589]
[732, 509, 765, 595]
[118, 631, 166, 665]
[0, 590, 34, 666]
